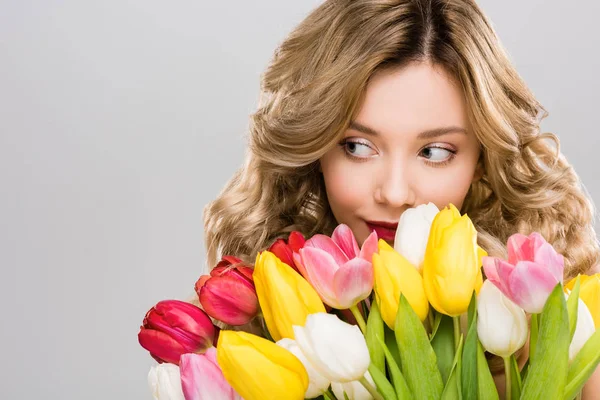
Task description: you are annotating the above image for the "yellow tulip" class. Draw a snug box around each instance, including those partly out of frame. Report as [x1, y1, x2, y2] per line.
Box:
[566, 274, 600, 328]
[373, 240, 429, 328]
[217, 330, 308, 400]
[422, 204, 486, 317]
[253, 251, 326, 341]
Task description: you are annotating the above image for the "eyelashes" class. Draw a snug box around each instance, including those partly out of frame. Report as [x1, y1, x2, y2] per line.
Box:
[337, 138, 457, 167]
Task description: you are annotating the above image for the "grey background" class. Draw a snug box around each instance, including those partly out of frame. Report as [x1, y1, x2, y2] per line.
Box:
[0, 1, 598, 399]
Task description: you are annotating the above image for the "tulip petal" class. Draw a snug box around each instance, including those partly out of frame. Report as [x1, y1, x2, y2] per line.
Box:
[148, 363, 185, 400]
[293, 313, 370, 383]
[508, 261, 560, 313]
[333, 258, 374, 309]
[139, 329, 188, 365]
[269, 239, 296, 268]
[299, 247, 339, 306]
[305, 234, 349, 265]
[180, 349, 241, 400]
[358, 231, 378, 264]
[332, 224, 361, 259]
[288, 231, 306, 253]
[507, 233, 532, 264]
[483, 258, 514, 300]
[217, 331, 309, 400]
[532, 241, 564, 284]
[200, 275, 258, 326]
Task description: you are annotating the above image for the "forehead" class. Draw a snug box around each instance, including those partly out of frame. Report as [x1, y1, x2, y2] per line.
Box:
[354, 62, 468, 137]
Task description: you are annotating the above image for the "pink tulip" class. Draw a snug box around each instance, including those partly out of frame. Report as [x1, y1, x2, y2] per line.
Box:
[482, 232, 564, 313]
[268, 231, 306, 273]
[138, 300, 218, 365]
[180, 348, 242, 400]
[293, 224, 378, 309]
[195, 256, 259, 326]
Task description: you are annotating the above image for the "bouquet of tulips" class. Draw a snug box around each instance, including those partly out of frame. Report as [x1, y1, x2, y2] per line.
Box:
[138, 203, 600, 400]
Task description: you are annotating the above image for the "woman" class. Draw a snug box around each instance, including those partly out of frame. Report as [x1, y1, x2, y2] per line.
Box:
[203, 0, 600, 397]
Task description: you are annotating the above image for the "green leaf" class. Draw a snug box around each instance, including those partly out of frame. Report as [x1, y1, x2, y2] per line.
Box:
[366, 301, 386, 373]
[375, 334, 413, 400]
[461, 293, 478, 400]
[368, 363, 398, 400]
[395, 294, 444, 399]
[566, 276, 581, 341]
[509, 354, 522, 400]
[476, 342, 499, 400]
[564, 329, 600, 400]
[431, 314, 455, 384]
[385, 325, 402, 370]
[521, 284, 570, 399]
[430, 310, 443, 341]
[441, 335, 464, 400]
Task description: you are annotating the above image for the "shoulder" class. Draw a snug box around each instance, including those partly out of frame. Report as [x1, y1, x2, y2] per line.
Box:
[590, 263, 600, 274]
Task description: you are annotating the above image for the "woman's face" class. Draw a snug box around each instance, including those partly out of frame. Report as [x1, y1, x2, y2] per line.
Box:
[319, 62, 483, 246]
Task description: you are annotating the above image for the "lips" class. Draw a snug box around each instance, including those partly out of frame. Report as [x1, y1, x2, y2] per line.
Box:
[365, 221, 398, 241]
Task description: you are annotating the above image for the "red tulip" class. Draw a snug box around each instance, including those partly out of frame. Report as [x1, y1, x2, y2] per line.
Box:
[138, 300, 217, 365]
[268, 231, 306, 273]
[195, 256, 259, 326]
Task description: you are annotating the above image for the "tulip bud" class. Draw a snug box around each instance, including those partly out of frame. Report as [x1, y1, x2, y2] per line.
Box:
[477, 280, 528, 357]
[331, 371, 376, 400]
[423, 204, 486, 316]
[567, 295, 596, 362]
[253, 251, 325, 341]
[195, 256, 259, 326]
[483, 232, 564, 314]
[373, 240, 429, 328]
[180, 347, 242, 400]
[268, 231, 306, 273]
[394, 202, 439, 272]
[217, 331, 309, 400]
[148, 363, 185, 400]
[293, 313, 371, 383]
[566, 274, 600, 328]
[294, 224, 378, 309]
[138, 300, 217, 365]
[277, 338, 331, 398]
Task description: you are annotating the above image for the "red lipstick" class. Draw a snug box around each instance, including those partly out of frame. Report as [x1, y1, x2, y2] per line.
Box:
[365, 220, 398, 241]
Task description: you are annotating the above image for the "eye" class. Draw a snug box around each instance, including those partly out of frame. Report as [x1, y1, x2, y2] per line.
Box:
[339, 138, 377, 159]
[419, 146, 456, 165]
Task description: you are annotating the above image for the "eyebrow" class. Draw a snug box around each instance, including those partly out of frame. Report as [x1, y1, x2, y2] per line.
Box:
[348, 120, 467, 140]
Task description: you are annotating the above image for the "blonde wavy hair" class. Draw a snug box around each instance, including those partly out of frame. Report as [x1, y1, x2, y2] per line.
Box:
[204, 0, 599, 280]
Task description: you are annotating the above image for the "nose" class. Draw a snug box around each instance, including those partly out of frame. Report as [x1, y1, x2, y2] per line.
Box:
[374, 163, 416, 207]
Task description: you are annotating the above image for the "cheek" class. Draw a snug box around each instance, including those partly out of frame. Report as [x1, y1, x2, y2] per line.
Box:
[418, 166, 474, 210]
[320, 156, 372, 221]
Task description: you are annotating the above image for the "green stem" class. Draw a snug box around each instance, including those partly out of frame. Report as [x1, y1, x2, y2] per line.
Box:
[453, 316, 461, 351]
[323, 388, 335, 400]
[530, 313, 539, 363]
[504, 356, 512, 400]
[350, 305, 367, 335]
[359, 376, 385, 400]
[575, 392, 582, 400]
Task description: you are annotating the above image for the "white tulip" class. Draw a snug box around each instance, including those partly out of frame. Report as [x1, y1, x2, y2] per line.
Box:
[148, 363, 185, 400]
[293, 312, 371, 383]
[568, 296, 596, 362]
[394, 202, 439, 271]
[277, 338, 331, 398]
[331, 371, 375, 400]
[477, 280, 528, 357]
